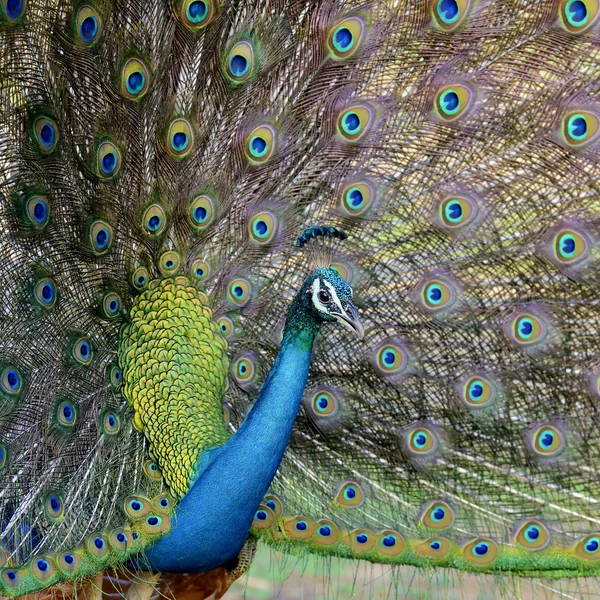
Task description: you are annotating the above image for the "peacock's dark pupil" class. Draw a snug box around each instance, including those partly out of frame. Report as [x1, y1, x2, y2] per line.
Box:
[335, 27, 352, 49]
[128, 72, 144, 92]
[541, 433, 553, 447]
[188, 1, 207, 19]
[6, 0, 22, 17]
[443, 91, 459, 112]
[349, 189, 363, 207]
[568, 0, 587, 22]
[251, 137, 266, 154]
[81, 16, 97, 38]
[571, 117, 587, 137]
[34, 202, 46, 220]
[344, 113, 360, 131]
[97, 230, 108, 246]
[40, 124, 54, 145]
[439, 0, 459, 20]
[520, 321, 532, 335]
[103, 153, 116, 171]
[448, 202, 462, 219]
[230, 55, 248, 77]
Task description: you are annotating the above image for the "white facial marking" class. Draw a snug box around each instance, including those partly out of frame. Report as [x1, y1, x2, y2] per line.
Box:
[311, 278, 343, 315]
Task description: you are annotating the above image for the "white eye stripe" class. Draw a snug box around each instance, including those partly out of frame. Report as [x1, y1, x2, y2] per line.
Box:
[324, 280, 345, 314]
[311, 278, 344, 314]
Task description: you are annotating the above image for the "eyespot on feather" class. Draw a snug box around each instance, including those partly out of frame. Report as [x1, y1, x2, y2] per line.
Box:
[252, 505, 275, 529]
[124, 496, 151, 519]
[102, 411, 121, 435]
[108, 364, 122, 388]
[261, 494, 283, 517]
[34, 278, 57, 309]
[245, 124, 276, 164]
[462, 538, 499, 566]
[56, 400, 77, 427]
[191, 259, 211, 283]
[248, 210, 279, 244]
[143, 204, 167, 236]
[403, 424, 441, 458]
[32, 555, 56, 581]
[153, 493, 173, 512]
[434, 84, 475, 122]
[419, 500, 455, 530]
[431, 0, 472, 31]
[377, 530, 405, 556]
[44, 493, 63, 520]
[25, 195, 50, 229]
[0, 444, 7, 470]
[87, 533, 110, 558]
[347, 529, 376, 553]
[1, 0, 26, 24]
[72, 338, 92, 365]
[89, 220, 113, 254]
[189, 194, 215, 230]
[217, 315, 235, 339]
[529, 424, 566, 457]
[326, 15, 367, 59]
[310, 389, 340, 418]
[33, 116, 59, 154]
[372, 338, 410, 379]
[1, 367, 22, 396]
[97, 141, 122, 178]
[314, 519, 340, 546]
[438, 195, 478, 230]
[144, 459, 162, 481]
[552, 228, 592, 265]
[121, 58, 150, 100]
[514, 520, 551, 551]
[460, 375, 498, 409]
[231, 352, 258, 389]
[419, 278, 457, 312]
[340, 182, 375, 216]
[283, 516, 316, 540]
[159, 251, 182, 276]
[560, 110, 600, 147]
[141, 514, 171, 534]
[508, 312, 548, 347]
[337, 103, 375, 142]
[131, 267, 150, 291]
[2, 568, 20, 587]
[334, 481, 364, 508]
[180, 0, 215, 29]
[58, 551, 81, 572]
[576, 534, 600, 559]
[226, 40, 255, 83]
[559, 0, 600, 33]
[415, 537, 451, 559]
[101, 292, 121, 319]
[166, 118, 194, 158]
[76, 6, 102, 45]
[110, 528, 130, 551]
[227, 277, 252, 308]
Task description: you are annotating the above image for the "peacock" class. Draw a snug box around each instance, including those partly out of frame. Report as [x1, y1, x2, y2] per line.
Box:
[0, 0, 600, 597]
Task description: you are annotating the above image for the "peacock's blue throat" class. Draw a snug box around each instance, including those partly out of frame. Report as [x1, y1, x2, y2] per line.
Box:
[140, 268, 361, 573]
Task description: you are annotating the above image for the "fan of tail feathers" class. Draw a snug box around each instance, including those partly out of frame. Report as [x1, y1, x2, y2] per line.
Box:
[1, 0, 600, 596]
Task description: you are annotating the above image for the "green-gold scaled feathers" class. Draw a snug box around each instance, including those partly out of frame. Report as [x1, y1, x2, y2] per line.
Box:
[1, 0, 600, 597]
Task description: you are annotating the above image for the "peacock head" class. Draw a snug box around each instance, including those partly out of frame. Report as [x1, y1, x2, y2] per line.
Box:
[300, 267, 364, 339]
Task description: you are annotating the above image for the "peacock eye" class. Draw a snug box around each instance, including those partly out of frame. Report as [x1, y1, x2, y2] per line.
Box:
[318, 290, 331, 303]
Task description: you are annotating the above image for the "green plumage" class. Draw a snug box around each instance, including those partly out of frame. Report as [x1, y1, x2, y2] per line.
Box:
[1, 0, 600, 597]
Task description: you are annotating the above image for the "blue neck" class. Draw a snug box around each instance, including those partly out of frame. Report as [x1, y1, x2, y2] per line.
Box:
[143, 317, 319, 572]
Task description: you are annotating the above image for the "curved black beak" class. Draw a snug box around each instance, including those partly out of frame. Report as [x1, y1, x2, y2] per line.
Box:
[331, 301, 364, 339]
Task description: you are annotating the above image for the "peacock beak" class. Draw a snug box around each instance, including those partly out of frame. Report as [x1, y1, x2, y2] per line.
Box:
[331, 301, 364, 340]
